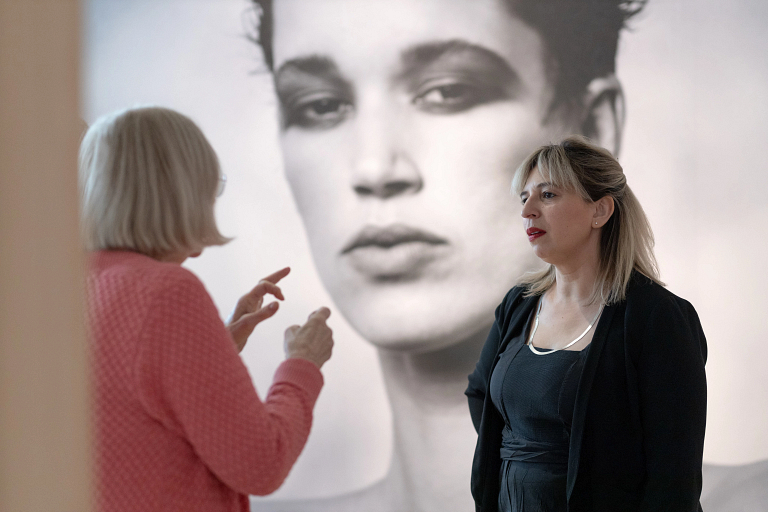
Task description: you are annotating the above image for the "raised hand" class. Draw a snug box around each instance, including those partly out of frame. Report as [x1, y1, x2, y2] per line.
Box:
[284, 307, 334, 369]
[227, 267, 290, 353]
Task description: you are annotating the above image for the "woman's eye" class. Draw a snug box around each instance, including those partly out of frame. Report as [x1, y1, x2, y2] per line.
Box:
[413, 81, 504, 114]
[542, 191, 556, 200]
[283, 96, 353, 129]
[417, 83, 473, 104]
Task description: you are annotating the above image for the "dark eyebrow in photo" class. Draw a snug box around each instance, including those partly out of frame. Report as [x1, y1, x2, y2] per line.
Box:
[398, 39, 520, 85]
[274, 55, 349, 88]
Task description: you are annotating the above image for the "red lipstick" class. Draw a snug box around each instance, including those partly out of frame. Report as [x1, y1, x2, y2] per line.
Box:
[526, 226, 546, 242]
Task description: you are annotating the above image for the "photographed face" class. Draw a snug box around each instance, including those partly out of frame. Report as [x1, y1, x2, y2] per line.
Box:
[520, 168, 595, 266]
[272, 0, 578, 351]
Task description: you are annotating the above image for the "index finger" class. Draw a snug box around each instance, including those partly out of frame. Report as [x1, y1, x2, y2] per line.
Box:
[308, 307, 331, 322]
[261, 267, 291, 285]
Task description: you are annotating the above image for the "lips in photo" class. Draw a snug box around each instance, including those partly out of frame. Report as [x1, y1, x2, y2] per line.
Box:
[341, 224, 450, 279]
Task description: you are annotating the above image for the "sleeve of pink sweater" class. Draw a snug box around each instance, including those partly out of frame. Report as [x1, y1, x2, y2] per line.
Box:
[133, 268, 323, 496]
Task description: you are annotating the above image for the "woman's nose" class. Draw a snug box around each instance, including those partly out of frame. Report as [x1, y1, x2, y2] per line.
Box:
[352, 153, 422, 199]
[350, 97, 422, 199]
[521, 199, 538, 218]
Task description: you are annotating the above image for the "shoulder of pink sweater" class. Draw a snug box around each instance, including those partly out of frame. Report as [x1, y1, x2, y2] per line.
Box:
[89, 250, 206, 292]
[273, 358, 324, 401]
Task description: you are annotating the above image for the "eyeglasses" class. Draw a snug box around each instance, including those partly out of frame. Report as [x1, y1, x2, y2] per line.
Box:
[217, 174, 227, 197]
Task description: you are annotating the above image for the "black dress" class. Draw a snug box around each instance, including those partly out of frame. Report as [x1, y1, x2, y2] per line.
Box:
[468, 278, 707, 512]
[489, 313, 589, 512]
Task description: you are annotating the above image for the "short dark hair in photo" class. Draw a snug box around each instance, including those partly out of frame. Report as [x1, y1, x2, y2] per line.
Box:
[249, 0, 647, 113]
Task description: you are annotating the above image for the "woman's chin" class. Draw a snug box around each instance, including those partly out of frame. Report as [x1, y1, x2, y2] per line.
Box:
[361, 333, 463, 354]
[320, 263, 519, 353]
[339, 303, 495, 354]
[530, 245, 550, 262]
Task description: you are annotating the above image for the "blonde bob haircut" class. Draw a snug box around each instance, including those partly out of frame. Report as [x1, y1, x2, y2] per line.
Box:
[79, 106, 230, 258]
[511, 135, 662, 305]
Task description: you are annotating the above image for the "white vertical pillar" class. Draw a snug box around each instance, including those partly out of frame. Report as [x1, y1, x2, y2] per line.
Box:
[0, 1, 91, 511]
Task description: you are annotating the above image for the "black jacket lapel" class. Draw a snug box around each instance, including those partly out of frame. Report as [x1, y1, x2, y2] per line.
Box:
[566, 302, 618, 499]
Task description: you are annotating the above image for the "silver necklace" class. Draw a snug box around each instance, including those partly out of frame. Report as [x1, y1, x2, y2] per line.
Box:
[527, 297, 604, 355]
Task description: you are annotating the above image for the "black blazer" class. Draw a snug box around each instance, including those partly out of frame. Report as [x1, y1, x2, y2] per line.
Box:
[466, 274, 707, 512]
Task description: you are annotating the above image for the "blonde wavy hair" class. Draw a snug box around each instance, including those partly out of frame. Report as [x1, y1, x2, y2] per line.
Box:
[511, 135, 661, 304]
[78, 107, 230, 258]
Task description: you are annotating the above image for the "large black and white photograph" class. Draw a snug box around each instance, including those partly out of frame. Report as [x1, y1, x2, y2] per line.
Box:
[83, 0, 768, 510]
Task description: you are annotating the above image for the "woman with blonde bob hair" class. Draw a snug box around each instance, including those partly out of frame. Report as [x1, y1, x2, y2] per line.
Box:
[80, 106, 334, 512]
[467, 135, 707, 512]
[79, 106, 230, 259]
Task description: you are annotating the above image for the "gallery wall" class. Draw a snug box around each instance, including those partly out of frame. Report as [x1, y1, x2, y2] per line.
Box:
[83, 0, 768, 503]
[1, 2, 91, 511]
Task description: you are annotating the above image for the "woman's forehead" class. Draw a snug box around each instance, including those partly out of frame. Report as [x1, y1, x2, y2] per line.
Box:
[271, 0, 547, 82]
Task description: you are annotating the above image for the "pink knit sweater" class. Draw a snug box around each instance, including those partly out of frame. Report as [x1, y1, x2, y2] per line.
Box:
[87, 250, 323, 512]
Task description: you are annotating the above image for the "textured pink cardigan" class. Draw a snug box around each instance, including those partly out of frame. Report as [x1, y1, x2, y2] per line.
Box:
[87, 250, 323, 512]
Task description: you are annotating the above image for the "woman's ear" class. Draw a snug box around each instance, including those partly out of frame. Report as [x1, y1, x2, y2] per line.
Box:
[581, 75, 625, 157]
[593, 196, 615, 228]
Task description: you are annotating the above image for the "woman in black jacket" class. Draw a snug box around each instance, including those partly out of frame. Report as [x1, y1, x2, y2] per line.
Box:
[466, 135, 707, 512]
